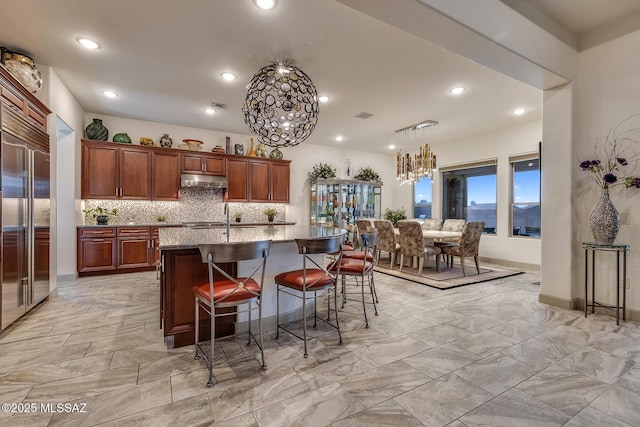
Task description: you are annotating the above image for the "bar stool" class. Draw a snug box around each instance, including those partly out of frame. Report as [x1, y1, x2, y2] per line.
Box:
[328, 232, 378, 327]
[274, 235, 344, 358]
[194, 240, 271, 387]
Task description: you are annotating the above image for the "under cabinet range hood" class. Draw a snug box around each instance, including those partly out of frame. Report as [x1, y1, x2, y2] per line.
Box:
[180, 174, 228, 188]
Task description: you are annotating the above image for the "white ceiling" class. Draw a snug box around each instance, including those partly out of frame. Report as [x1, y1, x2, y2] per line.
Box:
[0, 1, 637, 153]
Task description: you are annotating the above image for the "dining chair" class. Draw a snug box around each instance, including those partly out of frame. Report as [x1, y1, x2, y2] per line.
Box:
[442, 219, 466, 232]
[355, 218, 375, 249]
[328, 231, 378, 327]
[373, 219, 400, 269]
[421, 218, 443, 231]
[442, 221, 485, 276]
[274, 235, 344, 358]
[397, 220, 442, 275]
[194, 239, 272, 387]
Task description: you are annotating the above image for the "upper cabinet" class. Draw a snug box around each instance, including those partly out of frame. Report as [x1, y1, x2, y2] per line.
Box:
[81, 139, 290, 203]
[180, 153, 225, 176]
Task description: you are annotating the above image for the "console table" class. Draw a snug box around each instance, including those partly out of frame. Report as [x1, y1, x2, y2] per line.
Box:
[582, 242, 630, 325]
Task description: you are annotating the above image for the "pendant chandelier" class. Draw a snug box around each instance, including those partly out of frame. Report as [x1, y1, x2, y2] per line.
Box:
[395, 120, 438, 184]
[242, 63, 319, 148]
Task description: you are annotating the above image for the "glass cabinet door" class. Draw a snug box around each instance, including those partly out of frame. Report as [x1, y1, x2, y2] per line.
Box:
[311, 179, 382, 227]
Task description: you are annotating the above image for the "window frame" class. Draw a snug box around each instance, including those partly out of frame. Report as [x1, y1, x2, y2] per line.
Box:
[510, 155, 540, 238]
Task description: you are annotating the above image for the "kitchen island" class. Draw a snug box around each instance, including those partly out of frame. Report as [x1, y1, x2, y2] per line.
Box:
[158, 224, 346, 347]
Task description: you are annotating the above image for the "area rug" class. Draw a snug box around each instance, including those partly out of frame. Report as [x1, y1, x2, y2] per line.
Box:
[373, 261, 523, 290]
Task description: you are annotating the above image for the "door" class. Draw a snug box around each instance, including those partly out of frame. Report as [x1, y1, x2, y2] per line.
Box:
[226, 158, 248, 201]
[151, 151, 180, 200]
[270, 162, 290, 203]
[31, 149, 50, 306]
[249, 160, 270, 202]
[1, 139, 28, 329]
[180, 153, 204, 175]
[118, 238, 152, 269]
[120, 147, 151, 199]
[82, 144, 119, 199]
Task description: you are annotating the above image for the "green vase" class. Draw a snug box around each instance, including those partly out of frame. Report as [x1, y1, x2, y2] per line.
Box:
[85, 118, 108, 141]
[113, 133, 131, 143]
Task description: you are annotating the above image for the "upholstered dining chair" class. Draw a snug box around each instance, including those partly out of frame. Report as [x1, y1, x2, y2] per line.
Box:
[194, 240, 272, 387]
[328, 231, 378, 327]
[373, 219, 400, 269]
[397, 220, 442, 275]
[355, 219, 375, 249]
[274, 235, 344, 358]
[442, 221, 485, 276]
[421, 218, 443, 231]
[442, 219, 466, 232]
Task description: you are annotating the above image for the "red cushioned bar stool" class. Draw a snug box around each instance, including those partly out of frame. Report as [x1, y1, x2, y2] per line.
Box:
[274, 235, 344, 358]
[194, 240, 271, 387]
[328, 231, 379, 327]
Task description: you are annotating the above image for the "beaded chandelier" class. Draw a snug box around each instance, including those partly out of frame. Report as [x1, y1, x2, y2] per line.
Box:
[242, 63, 319, 147]
[396, 120, 438, 184]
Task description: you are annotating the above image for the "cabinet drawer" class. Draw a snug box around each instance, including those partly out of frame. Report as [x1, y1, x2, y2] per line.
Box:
[0, 84, 25, 112]
[118, 227, 151, 237]
[78, 227, 116, 238]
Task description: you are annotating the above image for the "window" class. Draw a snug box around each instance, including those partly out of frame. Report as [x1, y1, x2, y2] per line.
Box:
[413, 179, 432, 218]
[511, 158, 540, 237]
[442, 163, 497, 234]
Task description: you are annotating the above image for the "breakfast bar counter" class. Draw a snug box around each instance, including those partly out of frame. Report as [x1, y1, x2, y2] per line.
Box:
[158, 224, 346, 347]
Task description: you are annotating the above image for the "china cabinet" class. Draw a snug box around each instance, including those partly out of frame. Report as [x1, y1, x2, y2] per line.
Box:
[310, 179, 382, 228]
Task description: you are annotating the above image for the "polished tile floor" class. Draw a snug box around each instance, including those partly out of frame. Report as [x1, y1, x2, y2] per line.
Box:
[1, 268, 639, 426]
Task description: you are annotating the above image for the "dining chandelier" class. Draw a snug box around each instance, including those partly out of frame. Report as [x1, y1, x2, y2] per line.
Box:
[242, 63, 319, 148]
[395, 120, 438, 184]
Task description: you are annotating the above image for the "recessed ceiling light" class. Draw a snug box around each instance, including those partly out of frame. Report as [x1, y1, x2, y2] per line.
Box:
[450, 87, 465, 95]
[204, 106, 216, 115]
[254, 0, 277, 10]
[221, 72, 237, 81]
[318, 95, 330, 103]
[388, 145, 396, 150]
[103, 90, 118, 98]
[77, 38, 100, 49]
[335, 135, 343, 142]
[513, 108, 526, 115]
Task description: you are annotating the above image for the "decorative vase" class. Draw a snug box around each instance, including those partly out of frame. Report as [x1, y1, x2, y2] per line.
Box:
[235, 217, 241, 223]
[247, 138, 256, 157]
[225, 136, 231, 154]
[1, 48, 43, 94]
[113, 133, 131, 143]
[269, 147, 283, 160]
[139, 137, 153, 146]
[85, 118, 109, 141]
[344, 158, 353, 179]
[256, 142, 267, 157]
[267, 215, 275, 222]
[590, 188, 620, 245]
[96, 215, 108, 225]
[159, 134, 173, 148]
[234, 144, 244, 156]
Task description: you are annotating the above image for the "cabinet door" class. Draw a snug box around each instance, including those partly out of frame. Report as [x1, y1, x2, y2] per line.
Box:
[120, 148, 151, 199]
[249, 160, 270, 202]
[203, 155, 225, 175]
[152, 151, 180, 200]
[82, 144, 119, 199]
[226, 158, 248, 201]
[78, 238, 117, 272]
[118, 238, 152, 269]
[181, 153, 204, 174]
[270, 162, 290, 203]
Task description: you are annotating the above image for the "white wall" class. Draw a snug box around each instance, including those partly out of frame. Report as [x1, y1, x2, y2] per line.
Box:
[428, 120, 542, 266]
[575, 30, 640, 311]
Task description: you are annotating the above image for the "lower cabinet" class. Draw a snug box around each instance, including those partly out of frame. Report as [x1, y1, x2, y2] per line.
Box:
[78, 226, 159, 275]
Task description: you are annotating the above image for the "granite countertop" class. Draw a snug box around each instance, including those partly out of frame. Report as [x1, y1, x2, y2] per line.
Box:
[158, 224, 346, 249]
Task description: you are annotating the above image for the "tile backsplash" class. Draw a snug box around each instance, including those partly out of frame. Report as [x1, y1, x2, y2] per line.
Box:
[82, 187, 286, 225]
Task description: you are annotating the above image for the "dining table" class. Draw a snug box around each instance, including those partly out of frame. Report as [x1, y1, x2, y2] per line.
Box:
[393, 228, 462, 241]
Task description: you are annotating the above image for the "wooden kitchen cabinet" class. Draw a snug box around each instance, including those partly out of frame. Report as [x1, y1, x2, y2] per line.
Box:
[117, 227, 152, 269]
[226, 157, 249, 201]
[81, 141, 151, 200]
[77, 228, 117, 273]
[151, 151, 180, 200]
[248, 158, 291, 203]
[180, 152, 225, 176]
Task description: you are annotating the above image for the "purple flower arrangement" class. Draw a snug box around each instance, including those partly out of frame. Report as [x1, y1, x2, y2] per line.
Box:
[579, 116, 640, 190]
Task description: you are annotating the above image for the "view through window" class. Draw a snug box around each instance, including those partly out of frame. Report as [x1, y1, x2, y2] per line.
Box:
[442, 164, 497, 234]
[413, 179, 432, 218]
[512, 158, 540, 237]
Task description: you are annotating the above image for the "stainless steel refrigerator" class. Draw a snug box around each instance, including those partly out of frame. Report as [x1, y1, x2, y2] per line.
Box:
[1, 121, 50, 330]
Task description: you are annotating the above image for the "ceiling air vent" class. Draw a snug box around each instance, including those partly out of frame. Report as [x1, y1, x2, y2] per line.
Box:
[354, 112, 374, 119]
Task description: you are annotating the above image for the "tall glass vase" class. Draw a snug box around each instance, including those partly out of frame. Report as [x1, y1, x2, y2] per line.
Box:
[589, 188, 620, 245]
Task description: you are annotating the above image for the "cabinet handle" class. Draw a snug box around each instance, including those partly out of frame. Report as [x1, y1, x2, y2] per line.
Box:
[92, 239, 105, 242]
[115, 187, 118, 197]
[203, 163, 207, 172]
